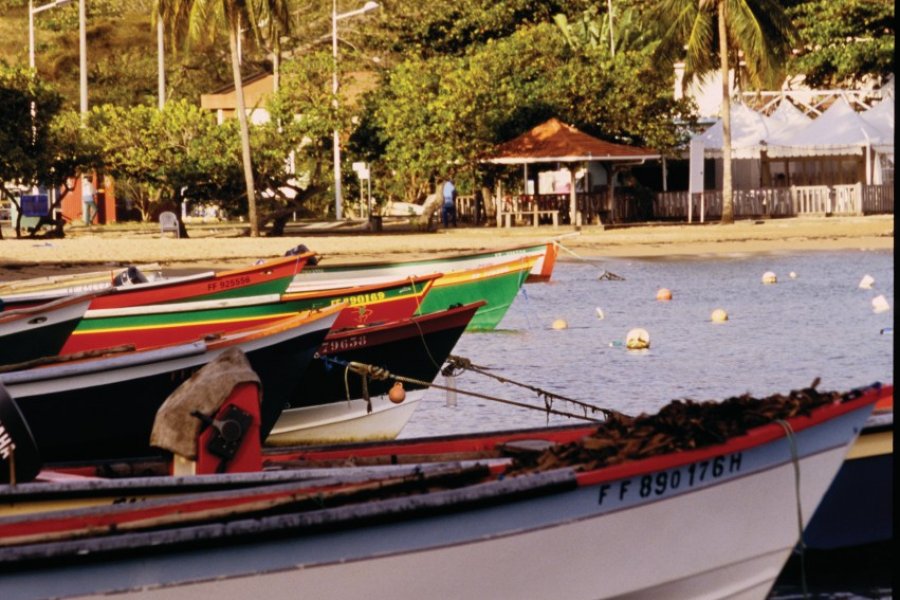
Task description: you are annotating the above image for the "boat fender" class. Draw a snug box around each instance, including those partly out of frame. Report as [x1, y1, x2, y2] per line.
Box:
[389, 381, 406, 404]
[0, 382, 42, 484]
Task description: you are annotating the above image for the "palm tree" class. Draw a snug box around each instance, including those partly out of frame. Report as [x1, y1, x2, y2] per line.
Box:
[154, 0, 292, 237]
[653, 0, 794, 224]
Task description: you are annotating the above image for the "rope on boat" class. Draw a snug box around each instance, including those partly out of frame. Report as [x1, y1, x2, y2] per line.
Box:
[442, 355, 622, 420]
[322, 356, 607, 423]
[555, 241, 625, 280]
[776, 418, 809, 600]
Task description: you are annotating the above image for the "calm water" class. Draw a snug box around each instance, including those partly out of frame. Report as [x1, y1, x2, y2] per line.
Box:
[400, 248, 893, 599]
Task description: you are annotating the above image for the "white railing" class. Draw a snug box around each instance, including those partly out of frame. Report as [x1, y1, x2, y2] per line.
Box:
[654, 183, 892, 221]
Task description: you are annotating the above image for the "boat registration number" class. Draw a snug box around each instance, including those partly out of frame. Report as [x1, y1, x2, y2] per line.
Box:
[209, 276, 251, 291]
[597, 452, 743, 505]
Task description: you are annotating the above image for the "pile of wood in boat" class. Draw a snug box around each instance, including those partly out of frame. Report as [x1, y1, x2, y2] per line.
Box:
[512, 380, 858, 474]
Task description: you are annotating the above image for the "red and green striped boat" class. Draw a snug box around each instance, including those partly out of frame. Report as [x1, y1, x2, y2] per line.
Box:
[59, 273, 439, 354]
[415, 256, 538, 331]
[1, 254, 312, 313]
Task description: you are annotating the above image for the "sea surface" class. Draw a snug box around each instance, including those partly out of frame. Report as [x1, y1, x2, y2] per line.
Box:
[399, 248, 893, 599]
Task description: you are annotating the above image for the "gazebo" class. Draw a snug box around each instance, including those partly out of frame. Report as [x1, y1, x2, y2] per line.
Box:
[485, 118, 660, 227]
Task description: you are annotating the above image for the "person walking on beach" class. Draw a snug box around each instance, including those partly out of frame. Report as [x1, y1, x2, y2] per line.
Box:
[81, 175, 96, 226]
[441, 176, 457, 227]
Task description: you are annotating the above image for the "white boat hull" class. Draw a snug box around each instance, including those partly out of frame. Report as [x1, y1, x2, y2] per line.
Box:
[266, 391, 423, 446]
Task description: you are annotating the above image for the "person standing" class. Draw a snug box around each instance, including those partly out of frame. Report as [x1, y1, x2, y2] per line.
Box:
[81, 175, 96, 226]
[441, 176, 457, 227]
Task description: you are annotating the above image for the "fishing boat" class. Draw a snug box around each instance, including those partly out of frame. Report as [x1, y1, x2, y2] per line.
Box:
[0, 305, 344, 464]
[288, 240, 559, 290]
[267, 301, 485, 446]
[0, 292, 98, 366]
[415, 256, 537, 330]
[0, 264, 163, 299]
[0, 254, 312, 312]
[58, 273, 439, 354]
[801, 395, 893, 550]
[0, 382, 887, 600]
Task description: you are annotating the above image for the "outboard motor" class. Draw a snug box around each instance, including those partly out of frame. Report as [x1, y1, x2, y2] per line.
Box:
[284, 244, 318, 266]
[0, 382, 42, 484]
[112, 266, 150, 287]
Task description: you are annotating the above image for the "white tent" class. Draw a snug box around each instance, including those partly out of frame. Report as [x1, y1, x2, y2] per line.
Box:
[765, 100, 811, 139]
[693, 103, 772, 159]
[860, 97, 895, 153]
[765, 97, 890, 157]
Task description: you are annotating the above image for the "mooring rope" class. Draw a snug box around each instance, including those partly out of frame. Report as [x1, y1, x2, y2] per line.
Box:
[320, 355, 608, 423]
[776, 418, 809, 600]
[555, 241, 625, 280]
[443, 355, 622, 420]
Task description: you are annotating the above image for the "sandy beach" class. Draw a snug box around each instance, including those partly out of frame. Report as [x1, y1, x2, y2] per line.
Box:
[0, 215, 893, 281]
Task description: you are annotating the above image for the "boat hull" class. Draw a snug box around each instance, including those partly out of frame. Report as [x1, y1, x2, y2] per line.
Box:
[266, 390, 423, 446]
[0, 312, 339, 463]
[290, 242, 556, 289]
[291, 302, 482, 409]
[801, 411, 893, 550]
[415, 258, 533, 330]
[60, 275, 436, 354]
[0, 295, 94, 366]
[0, 387, 880, 600]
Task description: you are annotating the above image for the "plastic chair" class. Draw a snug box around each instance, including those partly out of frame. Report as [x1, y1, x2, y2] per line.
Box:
[159, 211, 180, 238]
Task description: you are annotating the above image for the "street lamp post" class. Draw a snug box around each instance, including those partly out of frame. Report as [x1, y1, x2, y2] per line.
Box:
[28, 0, 74, 70]
[331, 0, 378, 220]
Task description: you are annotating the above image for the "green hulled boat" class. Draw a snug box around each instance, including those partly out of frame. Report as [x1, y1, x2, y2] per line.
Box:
[415, 256, 537, 331]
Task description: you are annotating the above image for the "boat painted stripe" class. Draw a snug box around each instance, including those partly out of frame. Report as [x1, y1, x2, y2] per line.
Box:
[84, 294, 283, 318]
[575, 386, 887, 486]
[68, 313, 295, 336]
[846, 429, 893, 459]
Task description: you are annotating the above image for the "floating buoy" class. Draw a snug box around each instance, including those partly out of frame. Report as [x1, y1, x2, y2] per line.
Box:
[595, 307, 605, 320]
[761, 271, 777, 284]
[656, 288, 672, 301]
[859, 275, 875, 289]
[881, 327, 893, 335]
[789, 272, 797, 279]
[625, 328, 650, 350]
[388, 381, 406, 404]
[872, 295, 890, 314]
[711, 308, 728, 323]
[551, 319, 568, 330]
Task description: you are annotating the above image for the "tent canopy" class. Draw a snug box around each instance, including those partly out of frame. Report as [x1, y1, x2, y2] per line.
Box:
[765, 97, 892, 157]
[693, 103, 773, 159]
[486, 118, 660, 164]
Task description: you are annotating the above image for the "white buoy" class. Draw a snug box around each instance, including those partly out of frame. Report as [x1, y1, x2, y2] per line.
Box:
[625, 328, 650, 350]
[762, 271, 777, 284]
[789, 272, 797, 279]
[595, 307, 605, 320]
[551, 318, 568, 330]
[872, 295, 890, 314]
[859, 275, 875, 289]
[711, 308, 729, 323]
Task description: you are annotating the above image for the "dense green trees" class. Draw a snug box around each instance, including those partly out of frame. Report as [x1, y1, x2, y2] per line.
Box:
[2, 0, 893, 234]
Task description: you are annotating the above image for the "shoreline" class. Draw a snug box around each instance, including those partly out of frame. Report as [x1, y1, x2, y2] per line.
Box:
[1, 215, 893, 281]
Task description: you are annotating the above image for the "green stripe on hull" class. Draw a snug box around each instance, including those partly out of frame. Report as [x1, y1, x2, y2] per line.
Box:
[75, 297, 328, 333]
[416, 269, 529, 331]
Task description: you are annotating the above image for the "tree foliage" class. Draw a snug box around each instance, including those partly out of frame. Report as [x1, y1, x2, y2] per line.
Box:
[786, 0, 894, 88]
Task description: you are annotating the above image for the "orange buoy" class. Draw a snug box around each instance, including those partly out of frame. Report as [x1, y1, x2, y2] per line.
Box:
[388, 381, 406, 404]
[711, 308, 728, 323]
[656, 288, 672, 301]
[551, 319, 568, 330]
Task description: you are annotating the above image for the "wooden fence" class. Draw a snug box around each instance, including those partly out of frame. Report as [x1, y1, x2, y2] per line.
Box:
[653, 183, 893, 222]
